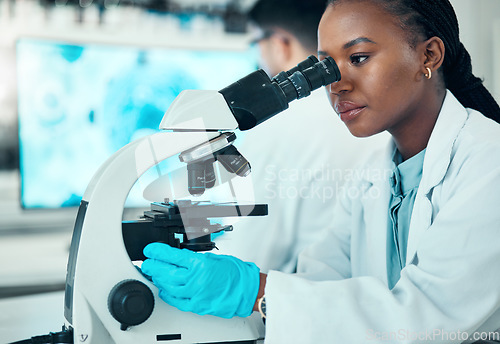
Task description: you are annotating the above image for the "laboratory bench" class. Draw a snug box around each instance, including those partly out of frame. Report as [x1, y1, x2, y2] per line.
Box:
[0, 291, 65, 343]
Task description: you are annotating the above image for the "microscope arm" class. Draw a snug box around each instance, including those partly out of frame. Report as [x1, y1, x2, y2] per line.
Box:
[65, 131, 226, 339]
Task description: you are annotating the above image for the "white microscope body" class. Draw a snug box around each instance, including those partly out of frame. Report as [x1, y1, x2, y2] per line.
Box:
[64, 91, 266, 344]
[61, 56, 340, 344]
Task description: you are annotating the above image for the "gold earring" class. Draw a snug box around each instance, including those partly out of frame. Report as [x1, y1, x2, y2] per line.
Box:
[425, 67, 432, 80]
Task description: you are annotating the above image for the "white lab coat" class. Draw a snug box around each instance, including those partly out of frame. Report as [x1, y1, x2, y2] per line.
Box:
[214, 89, 389, 273]
[264, 91, 500, 343]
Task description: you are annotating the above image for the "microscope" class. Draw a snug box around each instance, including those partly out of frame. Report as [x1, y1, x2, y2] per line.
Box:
[12, 56, 339, 344]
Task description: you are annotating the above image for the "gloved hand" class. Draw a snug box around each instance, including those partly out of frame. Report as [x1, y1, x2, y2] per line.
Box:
[141, 242, 260, 319]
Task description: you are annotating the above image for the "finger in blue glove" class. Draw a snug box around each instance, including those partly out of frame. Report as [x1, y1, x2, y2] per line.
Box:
[141, 242, 260, 319]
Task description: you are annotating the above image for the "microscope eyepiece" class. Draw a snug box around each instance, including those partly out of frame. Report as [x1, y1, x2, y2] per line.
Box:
[181, 56, 341, 195]
[275, 56, 341, 103]
[219, 55, 341, 130]
[271, 55, 319, 84]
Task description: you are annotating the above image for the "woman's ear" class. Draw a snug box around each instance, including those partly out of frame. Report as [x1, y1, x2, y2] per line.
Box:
[421, 36, 445, 76]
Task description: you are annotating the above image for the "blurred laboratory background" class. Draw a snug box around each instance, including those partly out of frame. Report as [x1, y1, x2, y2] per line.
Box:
[0, 0, 261, 301]
[0, 0, 498, 331]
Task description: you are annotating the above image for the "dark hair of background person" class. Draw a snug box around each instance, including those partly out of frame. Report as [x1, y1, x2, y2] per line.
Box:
[327, 0, 500, 123]
[248, 0, 328, 53]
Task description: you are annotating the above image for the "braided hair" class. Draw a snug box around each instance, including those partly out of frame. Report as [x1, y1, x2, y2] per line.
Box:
[327, 0, 500, 123]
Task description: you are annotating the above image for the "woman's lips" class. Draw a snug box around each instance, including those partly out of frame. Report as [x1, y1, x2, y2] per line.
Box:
[335, 102, 366, 122]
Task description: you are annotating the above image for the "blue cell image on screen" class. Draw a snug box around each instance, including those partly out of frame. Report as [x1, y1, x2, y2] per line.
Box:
[17, 38, 258, 209]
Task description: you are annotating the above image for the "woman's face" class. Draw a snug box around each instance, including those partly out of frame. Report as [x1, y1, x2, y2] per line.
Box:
[318, 1, 427, 137]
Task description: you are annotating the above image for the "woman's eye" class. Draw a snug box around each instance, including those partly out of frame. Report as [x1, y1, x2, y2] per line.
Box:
[350, 55, 369, 65]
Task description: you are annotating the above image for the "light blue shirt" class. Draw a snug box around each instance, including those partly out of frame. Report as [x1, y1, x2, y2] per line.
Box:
[387, 148, 426, 289]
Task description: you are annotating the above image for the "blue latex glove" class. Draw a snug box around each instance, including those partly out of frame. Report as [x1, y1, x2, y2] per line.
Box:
[141, 242, 260, 319]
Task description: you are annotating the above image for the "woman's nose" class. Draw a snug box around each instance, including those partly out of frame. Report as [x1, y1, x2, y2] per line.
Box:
[328, 66, 352, 95]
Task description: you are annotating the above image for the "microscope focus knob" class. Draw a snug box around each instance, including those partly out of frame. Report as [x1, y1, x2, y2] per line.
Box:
[108, 279, 155, 331]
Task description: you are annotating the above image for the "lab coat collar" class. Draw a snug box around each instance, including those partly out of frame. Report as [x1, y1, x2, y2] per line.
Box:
[406, 90, 469, 262]
[419, 90, 468, 194]
[363, 137, 396, 184]
[358, 140, 395, 285]
[359, 91, 469, 280]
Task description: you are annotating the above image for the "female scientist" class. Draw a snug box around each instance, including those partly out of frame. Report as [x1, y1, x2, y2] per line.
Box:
[141, 0, 500, 342]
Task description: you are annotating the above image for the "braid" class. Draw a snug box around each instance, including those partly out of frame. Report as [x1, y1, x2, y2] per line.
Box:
[327, 0, 500, 123]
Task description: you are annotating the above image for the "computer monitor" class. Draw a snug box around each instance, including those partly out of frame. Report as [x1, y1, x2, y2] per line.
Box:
[16, 37, 258, 209]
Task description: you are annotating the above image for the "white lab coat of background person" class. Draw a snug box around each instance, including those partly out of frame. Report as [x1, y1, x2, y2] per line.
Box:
[214, 88, 389, 273]
[264, 91, 500, 343]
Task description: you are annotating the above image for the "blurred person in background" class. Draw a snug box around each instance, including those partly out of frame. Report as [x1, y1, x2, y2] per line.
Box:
[213, 0, 388, 273]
